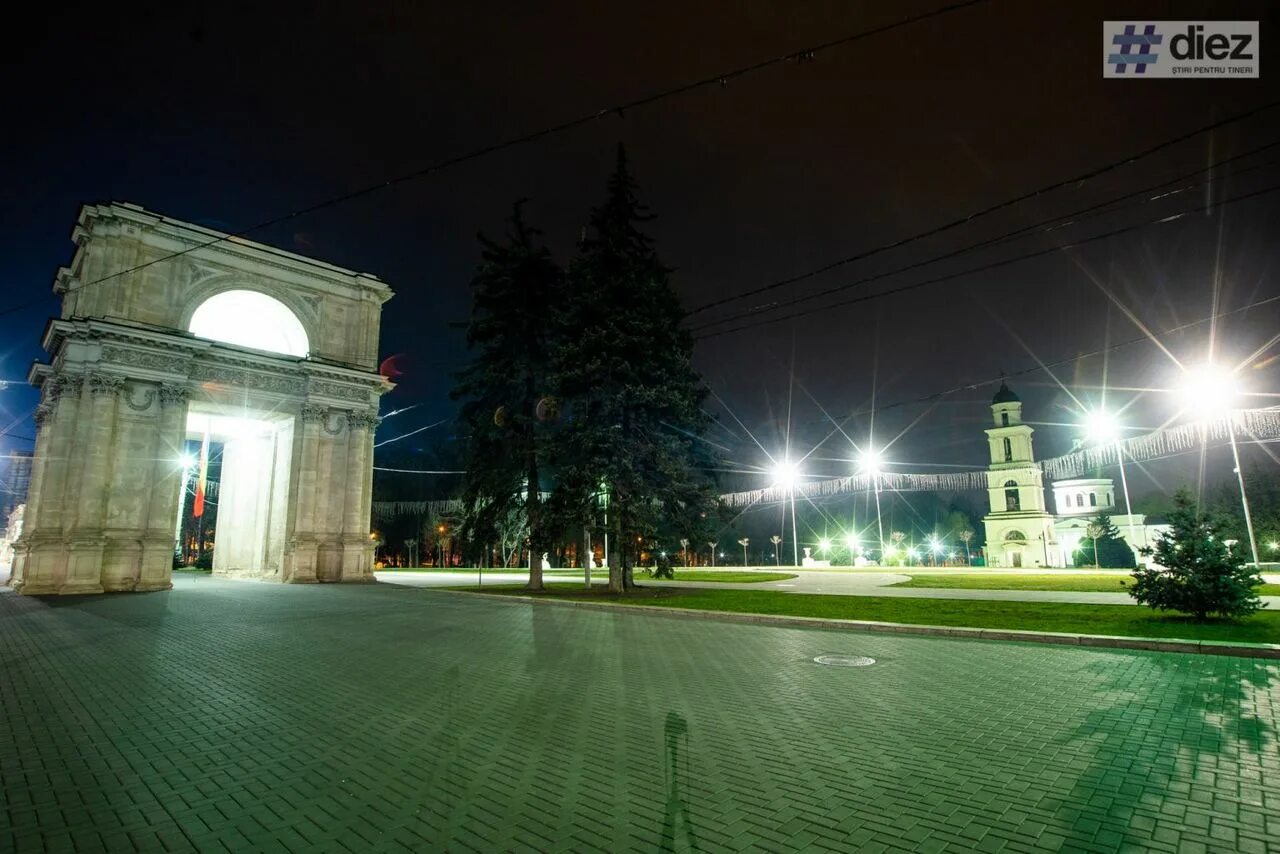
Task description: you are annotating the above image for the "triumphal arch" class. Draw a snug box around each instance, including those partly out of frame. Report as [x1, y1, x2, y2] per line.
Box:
[9, 202, 393, 594]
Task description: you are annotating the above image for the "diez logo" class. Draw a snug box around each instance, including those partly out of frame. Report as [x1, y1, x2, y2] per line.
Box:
[1104, 21, 1259, 78]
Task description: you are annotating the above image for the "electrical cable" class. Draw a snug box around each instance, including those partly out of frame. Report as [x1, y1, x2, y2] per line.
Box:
[0, 0, 992, 320]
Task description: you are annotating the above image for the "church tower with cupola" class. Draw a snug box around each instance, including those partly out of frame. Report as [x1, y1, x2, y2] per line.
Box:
[981, 383, 1061, 567]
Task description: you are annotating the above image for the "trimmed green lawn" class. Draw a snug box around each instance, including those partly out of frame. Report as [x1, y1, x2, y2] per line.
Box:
[894, 572, 1280, 597]
[447, 585, 1280, 644]
[645, 571, 797, 583]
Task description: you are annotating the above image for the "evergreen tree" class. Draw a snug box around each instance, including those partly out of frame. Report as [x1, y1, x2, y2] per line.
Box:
[452, 202, 562, 590]
[1129, 489, 1264, 620]
[1075, 514, 1136, 569]
[549, 145, 718, 592]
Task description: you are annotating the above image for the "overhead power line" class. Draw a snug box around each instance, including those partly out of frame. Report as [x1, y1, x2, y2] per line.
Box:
[694, 182, 1280, 341]
[686, 99, 1280, 318]
[691, 142, 1280, 332]
[821, 291, 1280, 425]
[0, 0, 991, 320]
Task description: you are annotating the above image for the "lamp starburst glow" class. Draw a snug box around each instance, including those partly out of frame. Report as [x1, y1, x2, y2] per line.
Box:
[1178, 363, 1239, 418]
[844, 532, 860, 552]
[856, 449, 884, 476]
[818, 537, 831, 553]
[770, 458, 801, 490]
[1082, 410, 1120, 444]
[179, 453, 197, 470]
[928, 536, 942, 554]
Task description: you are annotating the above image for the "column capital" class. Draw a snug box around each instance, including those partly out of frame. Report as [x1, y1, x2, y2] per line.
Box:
[345, 411, 380, 431]
[300, 404, 327, 424]
[158, 384, 190, 406]
[88, 373, 125, 397]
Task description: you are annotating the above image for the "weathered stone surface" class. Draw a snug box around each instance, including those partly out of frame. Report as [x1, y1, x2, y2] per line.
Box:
[9, 203, 393, 594]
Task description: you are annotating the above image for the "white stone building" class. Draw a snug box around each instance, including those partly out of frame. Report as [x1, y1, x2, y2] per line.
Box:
[9, 203, 393, 594]
[980, 383, 1167, 568]
[1052, 478, 1168, 567]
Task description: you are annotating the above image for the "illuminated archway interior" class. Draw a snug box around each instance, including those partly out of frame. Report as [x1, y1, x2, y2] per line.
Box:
[189, 290, 310, 357]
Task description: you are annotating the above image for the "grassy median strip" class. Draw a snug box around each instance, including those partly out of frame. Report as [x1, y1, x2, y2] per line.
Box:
[640, 571, 798, 583]
[893, 572, 1280, 596]
[447, 585, 1280, 644]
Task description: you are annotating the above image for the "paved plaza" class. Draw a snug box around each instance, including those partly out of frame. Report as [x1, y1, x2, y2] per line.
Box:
[2, 575, 1279, 852]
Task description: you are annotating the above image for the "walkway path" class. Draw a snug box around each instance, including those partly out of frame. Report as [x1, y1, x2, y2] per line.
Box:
[2, 574, 1277, 851]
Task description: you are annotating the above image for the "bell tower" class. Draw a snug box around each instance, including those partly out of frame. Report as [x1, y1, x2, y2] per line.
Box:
[981, 383, 1061, 567]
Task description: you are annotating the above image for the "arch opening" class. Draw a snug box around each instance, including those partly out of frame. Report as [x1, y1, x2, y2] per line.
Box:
[189, 290, 309, 357]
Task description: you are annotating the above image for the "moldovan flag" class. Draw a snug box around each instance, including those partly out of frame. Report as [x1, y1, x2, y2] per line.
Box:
[192, 434, 210, 518]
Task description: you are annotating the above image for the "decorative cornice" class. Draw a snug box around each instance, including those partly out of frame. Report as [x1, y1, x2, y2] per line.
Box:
[101, 345, 190, 373]
[310, 379, 377, 403]
[189, 363, 307, 396]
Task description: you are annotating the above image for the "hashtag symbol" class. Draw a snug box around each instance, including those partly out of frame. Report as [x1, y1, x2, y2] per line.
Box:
[1109, 24, 1162, 74]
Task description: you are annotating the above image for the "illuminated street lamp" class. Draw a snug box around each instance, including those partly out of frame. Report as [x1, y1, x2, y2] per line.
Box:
[770, 458, 802, 566]
[1178, 364, 1258, 566]
[927, 535, 942, 567]
[1080, 409, 1136, 550]
[857, 449, 886, 563]
[844, 532, 860, 568]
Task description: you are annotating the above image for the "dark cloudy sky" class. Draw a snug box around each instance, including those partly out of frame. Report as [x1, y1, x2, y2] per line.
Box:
[2, 0, 1277, 500]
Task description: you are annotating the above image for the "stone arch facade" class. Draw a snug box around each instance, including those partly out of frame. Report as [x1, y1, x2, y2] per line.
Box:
[9, 203, 394, 594]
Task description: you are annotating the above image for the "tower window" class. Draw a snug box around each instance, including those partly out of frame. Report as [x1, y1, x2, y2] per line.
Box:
[1076, 494, 1084, 507]
[1001, 412, 1009, 427]
[1003, 438, 1013, 462]
[1089, 493, 1097, 507]
[1004, 480, 1020, 512]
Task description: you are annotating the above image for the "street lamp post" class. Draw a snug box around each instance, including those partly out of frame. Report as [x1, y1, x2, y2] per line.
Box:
[770, 459, 801, 566]
[857, 450, 885, 564]
[1179, 365, 1260, 566]
[1082, 410, 1138, 549]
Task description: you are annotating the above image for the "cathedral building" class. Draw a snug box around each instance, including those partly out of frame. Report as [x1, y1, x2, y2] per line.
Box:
[980, 383, 1167, 568]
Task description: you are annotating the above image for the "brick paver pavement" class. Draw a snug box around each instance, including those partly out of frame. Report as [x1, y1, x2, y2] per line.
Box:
[2, 574, 1278, 852]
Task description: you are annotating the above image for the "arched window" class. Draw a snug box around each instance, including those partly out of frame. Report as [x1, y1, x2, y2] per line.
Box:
[1004, 480, 1020, 512]
[1001, 412, 1009, 427]
[1076, 494, 1085, 507]
[1107, 493, 1113, 507]
[1002, 437, 1013, 462]
[189, 290, 310, 357]
[1005, 530, 1027, 542]
[1089, 493, 1097, 507]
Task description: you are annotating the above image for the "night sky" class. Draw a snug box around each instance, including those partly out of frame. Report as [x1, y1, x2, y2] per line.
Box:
[2, 1, 1278, 512]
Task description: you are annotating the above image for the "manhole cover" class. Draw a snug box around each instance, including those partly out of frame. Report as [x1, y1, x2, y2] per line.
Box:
[814, 654, 876, 667]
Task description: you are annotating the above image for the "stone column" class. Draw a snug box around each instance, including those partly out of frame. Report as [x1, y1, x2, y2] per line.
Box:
[339, 410, 378, 582]
[64, 373, 124, 593]
[138, 384, 188, 591]
[283, 404, 325, 583]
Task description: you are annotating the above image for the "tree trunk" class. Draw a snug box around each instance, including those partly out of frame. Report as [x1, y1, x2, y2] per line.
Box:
[608, 502, 624, 593]
[526, 453, 544, 591]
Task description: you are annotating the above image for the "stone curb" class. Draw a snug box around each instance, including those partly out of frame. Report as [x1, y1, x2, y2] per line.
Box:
[425, 587, 1280, 660]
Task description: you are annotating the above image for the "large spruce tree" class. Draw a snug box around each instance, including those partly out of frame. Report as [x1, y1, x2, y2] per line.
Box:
[550, 145, 717, 592]
[453, 202, 562, 590]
